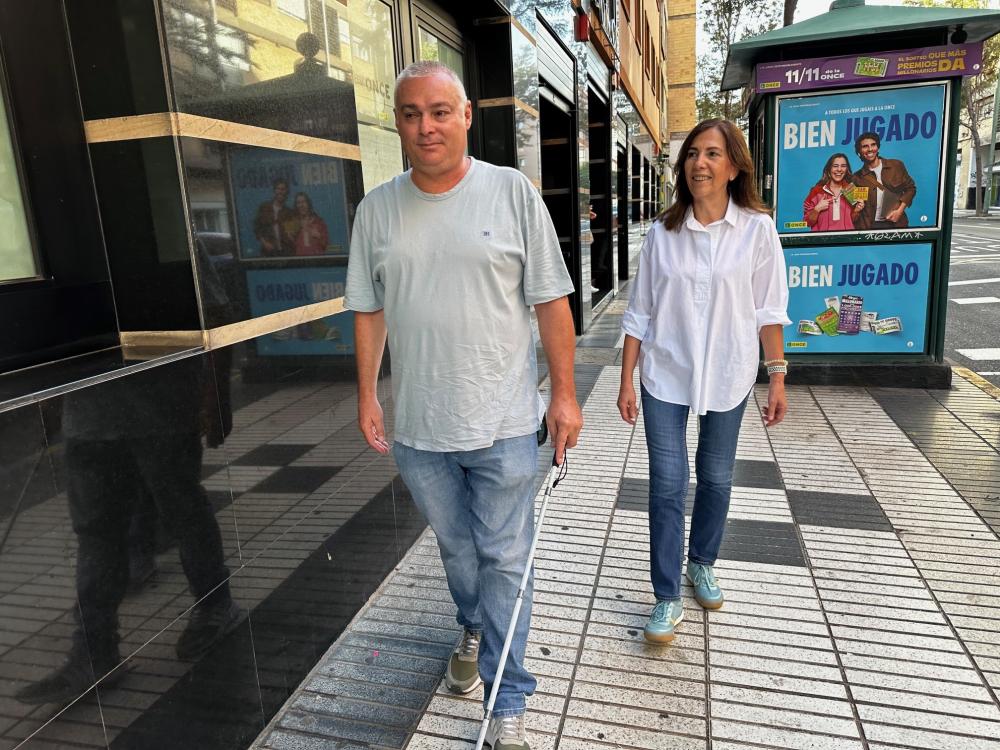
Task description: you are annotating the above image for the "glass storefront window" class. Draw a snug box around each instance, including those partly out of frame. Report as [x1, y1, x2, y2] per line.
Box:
[343, 0, 404, 193]
[417, 26, 464, 80]
[0, 89, 34, 283]
[277, 0, 308, 21]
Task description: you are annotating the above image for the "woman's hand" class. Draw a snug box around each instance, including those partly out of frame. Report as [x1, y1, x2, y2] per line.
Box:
[761, 378, 787, 427]
[618, 381, 639, 425]
[815, 196, 831, 213]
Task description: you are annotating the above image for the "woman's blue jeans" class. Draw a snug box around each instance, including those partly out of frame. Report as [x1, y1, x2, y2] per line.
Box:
[641, 385, 749, 602]
[392, 434, 538, 718]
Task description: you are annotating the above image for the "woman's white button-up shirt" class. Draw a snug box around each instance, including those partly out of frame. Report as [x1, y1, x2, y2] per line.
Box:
[622, 200, 791, 416]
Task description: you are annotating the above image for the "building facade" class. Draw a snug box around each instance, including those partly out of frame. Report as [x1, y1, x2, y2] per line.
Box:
[954, 93, 1000, 211]
[0, 2, 688, 748]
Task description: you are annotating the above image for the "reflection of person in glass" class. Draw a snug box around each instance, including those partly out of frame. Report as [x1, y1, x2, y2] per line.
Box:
[802, 153, 864, 232]
[853, 132, 916, 229]
[253, 177, 296, 256]
[16, 358, 242, 706]
[291, 191, 329, 256]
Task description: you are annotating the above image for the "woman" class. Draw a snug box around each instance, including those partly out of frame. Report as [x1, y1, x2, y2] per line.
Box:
[802, 153, 863, 232]
[617, 118, 791, 644]
[291, 192, 329, 256]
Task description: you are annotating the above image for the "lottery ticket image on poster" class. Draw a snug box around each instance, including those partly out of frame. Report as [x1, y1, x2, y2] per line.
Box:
[784, 243, 932, 354]
[775, 82, 947, 235]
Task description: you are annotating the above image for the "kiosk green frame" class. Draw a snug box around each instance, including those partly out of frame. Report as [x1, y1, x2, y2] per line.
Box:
[726, 0, 1000, 387]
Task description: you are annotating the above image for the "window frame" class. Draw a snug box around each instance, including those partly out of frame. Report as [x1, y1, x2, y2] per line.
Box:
[0, 46, 42, 288]
[0, 1, 118, 375]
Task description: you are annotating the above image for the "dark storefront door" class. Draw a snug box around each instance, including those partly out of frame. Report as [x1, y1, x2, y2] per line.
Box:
[588, 86, 612, 307]
[617, 142, 629, 281]
[539, 86, 582, 333]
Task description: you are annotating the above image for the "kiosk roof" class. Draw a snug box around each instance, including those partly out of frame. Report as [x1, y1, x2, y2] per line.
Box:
[722, 0, 1000, 91]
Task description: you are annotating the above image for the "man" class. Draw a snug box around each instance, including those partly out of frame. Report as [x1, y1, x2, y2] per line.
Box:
[852, 131, 916, 230]
[344, 61, 582, 750]
[253, 177, 296, 256]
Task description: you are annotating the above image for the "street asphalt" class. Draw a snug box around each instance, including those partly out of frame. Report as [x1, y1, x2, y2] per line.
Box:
[946, 217, 1000, 387]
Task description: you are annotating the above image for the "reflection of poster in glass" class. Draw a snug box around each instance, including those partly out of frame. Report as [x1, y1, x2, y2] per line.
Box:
[775, 83, 947, 235]
[358, 123, 403, 193]
[230, 147, 350, 260]
[784, 243, 932, 354]
[247, 267, 354, 355]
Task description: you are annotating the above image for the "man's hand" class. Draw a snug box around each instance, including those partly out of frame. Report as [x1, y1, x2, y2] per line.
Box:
[885, 204, 906, 223]
[535, 297, 583, 466]
[354, 310, 389, 453]
[546, 392, 582, 466]
[358, 395, 390, 454]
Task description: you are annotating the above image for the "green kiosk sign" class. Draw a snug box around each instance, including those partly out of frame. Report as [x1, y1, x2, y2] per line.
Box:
[725, 0, 1000, 386]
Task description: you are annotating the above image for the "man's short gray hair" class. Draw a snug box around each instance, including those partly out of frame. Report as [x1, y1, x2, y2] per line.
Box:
[393, 60, 467, 105]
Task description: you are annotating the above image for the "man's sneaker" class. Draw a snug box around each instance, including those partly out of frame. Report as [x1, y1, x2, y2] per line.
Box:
[16, 643, 124, 705]
[176, 599, 244, 661]
[686, 562, 724, 609]
[484, 713, 529, 750]
[643, 599, 683, 644]
[445, 628, 481, 693]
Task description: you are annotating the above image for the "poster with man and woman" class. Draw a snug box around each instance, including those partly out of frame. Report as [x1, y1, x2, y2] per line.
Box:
[774, 82, 948, 235]
[229, 147, 352, 259]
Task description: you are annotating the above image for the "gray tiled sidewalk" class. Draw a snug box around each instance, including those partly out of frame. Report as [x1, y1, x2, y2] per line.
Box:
[254, 349, 1000, 749]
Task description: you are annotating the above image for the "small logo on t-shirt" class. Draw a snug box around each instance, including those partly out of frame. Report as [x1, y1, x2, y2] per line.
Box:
[481, 230, 493, 238]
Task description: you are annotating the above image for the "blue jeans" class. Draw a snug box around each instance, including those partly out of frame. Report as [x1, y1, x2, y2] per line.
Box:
[641, 385, 749, 601]
[393, 434, 538, 717]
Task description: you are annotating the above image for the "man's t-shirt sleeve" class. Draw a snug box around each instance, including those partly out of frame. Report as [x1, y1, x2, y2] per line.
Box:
[344, 198, 384, 313]
[521, 178, 575, 306]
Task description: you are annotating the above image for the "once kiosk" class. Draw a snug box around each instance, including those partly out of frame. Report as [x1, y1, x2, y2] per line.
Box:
[724, 0, 1000, 387]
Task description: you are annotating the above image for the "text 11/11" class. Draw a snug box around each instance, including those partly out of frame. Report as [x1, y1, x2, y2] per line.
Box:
[785, 67, 821, 84]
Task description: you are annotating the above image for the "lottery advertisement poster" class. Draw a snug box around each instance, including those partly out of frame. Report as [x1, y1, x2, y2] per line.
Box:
[774, 82, 948, 236]
[230, 147, 352, 260]
[246, 267, 355, 356]
[784, 243, 933, 355]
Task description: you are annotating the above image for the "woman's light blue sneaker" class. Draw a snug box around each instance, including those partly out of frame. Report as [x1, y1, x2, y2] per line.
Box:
[686, 562, 724, 609]
[643, 599, 683, 643]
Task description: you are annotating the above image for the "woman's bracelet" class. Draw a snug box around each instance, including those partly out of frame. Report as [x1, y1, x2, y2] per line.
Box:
[764, 358, 788, 376]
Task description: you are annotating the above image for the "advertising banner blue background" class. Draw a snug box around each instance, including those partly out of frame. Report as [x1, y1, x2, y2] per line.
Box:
[784, 243, 932, 354]
[775, 83, 946, 235]
[230, 147, 350, 259]
[247, 267, 355, 356]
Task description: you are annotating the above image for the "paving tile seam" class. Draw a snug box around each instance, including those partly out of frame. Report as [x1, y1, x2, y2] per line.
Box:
[250, 526, 446, 750]
[707, 713, 863, 741]
[550, 366, 677, 748]
[810, 388, 1000, 713]
[753, 385, 914, 750]
[927, 384, 1000, 449]
[858, 390, 1000, 545]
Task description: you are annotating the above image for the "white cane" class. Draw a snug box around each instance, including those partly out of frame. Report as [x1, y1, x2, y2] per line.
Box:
[473, 454, 567, 750]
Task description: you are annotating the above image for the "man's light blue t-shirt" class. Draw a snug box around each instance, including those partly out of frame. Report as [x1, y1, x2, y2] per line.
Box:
[344, 158, 574, 452]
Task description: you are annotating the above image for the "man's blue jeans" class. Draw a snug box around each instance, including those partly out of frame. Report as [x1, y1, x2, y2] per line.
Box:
[393, 434, 538, 717]
[640, 386, 749, 601]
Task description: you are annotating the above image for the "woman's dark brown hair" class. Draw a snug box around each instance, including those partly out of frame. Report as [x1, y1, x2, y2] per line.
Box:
[658, 118, 769, 231]
[813, 152, 854, 189]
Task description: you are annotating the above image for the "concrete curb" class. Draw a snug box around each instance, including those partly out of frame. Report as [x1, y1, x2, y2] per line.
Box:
[952, 365, 1000, 401]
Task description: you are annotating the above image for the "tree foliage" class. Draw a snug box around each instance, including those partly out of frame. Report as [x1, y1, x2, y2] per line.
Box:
[696, 0, 782, 124]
